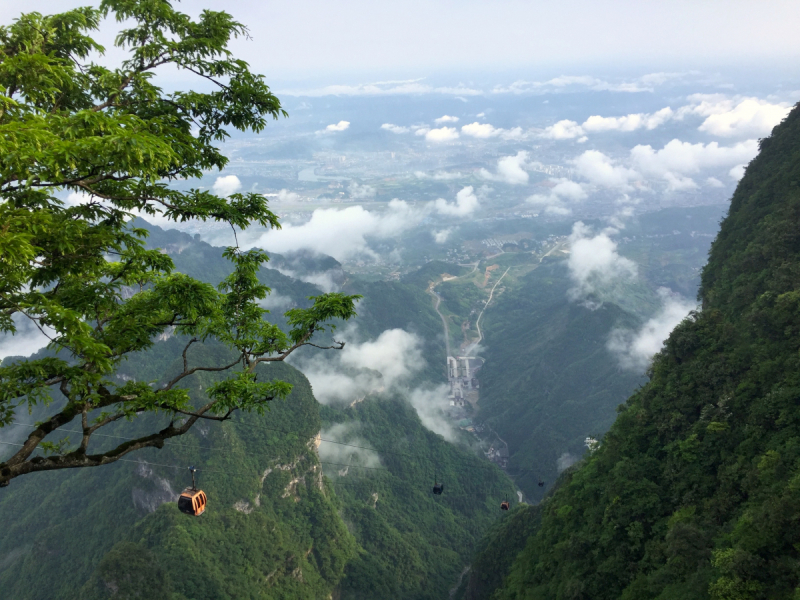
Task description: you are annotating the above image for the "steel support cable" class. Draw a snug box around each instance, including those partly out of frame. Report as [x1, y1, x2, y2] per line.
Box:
[0, 440, 506, 499]
[0, 439, 388, 473]
[7, 419, 543, 477]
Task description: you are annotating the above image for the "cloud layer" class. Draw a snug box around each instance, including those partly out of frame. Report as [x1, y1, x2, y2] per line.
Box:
[607, 288, 696, 371]
[567, 222, 637, 306]
[291, 328, 456, 440]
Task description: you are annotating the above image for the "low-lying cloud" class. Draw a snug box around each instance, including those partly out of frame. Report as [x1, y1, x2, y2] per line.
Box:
[433, 186, 479, 217]
[630, 139, 758, 189]
[540, 119, 586, 141]
[573, 151, 640, 190]
[425, 126, 459, 142]
[212, 175, 242, 197]
[681, 95, 791, 139]
[461, 122, 524, 140]
[583, 107, 674, 133]
[255, 200, 417, 262]
[567, 222, 637, 307]
[479, 151, 532, 185]
[292, 328, 456, 440]
[349, 182, 377, 199]
[607, 288, 696, 371]
[0, 313, 54, 362]
[527, 178, 588, 215]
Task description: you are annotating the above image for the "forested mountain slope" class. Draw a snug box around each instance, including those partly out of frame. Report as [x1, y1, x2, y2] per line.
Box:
[471, 103, 800, 599]
[476, 263, 646, 499]
[0, 359, 356, 600]
[0, 222, 513, 599]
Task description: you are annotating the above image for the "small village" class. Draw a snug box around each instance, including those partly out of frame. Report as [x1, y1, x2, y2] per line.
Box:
[445, 354, 510, 469]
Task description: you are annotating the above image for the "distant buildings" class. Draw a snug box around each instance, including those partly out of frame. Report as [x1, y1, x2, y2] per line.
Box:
[447, 356, 483, 405]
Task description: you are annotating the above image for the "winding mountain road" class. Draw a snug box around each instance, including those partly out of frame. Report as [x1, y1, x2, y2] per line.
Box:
[464, 266, 511, 356]
[427, 262, 479, 359]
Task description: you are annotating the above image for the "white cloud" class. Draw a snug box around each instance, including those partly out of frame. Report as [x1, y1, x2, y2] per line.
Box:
[407, 385, 457, 441]
[567, 222, 637, 306]
[414, 170, 463, 180]
[0, 313, 55, 361]
[526, 178, 588, 215]
[340, 329, 423, 385]
[212, 175, 242, 197]
[273, 189, 301, 202]
[432, 186, 480, 217]
[257, 292, 293, 312]
[729, 164, 747, 181]
[493, 74, 665, 95]
[293, 328, 424, 404]
[551, 179, 588, 201]
[425, 126, 459, 142]
[663, 172, 699, 192]
[479, 151, 531, 185]
[607, 288, 696, 371]
[630, 139, 758, 182]
[540, 119, 584, 140]
[323, 120, 350, 132]
[706, 177, 725, 188]
[582, 107, 673, 132]
[432, 228, 452, 243]
[461, 122, 524, 140]
[289, 326, 457, 440]
[573, 151, 640, 189]
[349, 182, 376, 199]
[283, 79, 481, 97]
[685, 97, 791, 138]
[255, 200, 418, 262]
[435, 115, 459, 124]
[65, 191, 92, 206]
[381, 123, 409, 134]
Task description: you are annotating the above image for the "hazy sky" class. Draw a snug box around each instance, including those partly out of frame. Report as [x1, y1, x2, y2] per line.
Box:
[3, 0, 800, 82]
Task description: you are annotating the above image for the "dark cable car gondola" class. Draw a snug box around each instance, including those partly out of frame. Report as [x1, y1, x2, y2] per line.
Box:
[538, 479, 545, 487]
[178, 466, 207, 517]
[432, 461, 444, 495]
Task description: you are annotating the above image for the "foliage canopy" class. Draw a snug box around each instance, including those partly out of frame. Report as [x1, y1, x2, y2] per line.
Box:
[0, 0, 359, 486]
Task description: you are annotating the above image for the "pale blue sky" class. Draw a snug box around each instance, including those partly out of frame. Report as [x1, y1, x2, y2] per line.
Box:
[3, 0, 799, 81]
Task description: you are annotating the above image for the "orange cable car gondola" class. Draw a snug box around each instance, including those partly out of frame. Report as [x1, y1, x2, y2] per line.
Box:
[178, 466, 207, 517]
[500, 500, 510, 511]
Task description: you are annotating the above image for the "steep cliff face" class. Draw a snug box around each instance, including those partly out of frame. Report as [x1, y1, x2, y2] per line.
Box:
[466, 103, 800, 600]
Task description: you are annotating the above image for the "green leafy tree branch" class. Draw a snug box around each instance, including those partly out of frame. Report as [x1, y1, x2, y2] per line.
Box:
[0, 0, 360, 486]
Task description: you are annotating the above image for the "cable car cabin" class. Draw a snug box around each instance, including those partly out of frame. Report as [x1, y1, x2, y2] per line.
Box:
[500, 501, 510, 511]
[538, 480, 545, 487]
[432, 483, 444, 495]
[178, 488, 207, 516]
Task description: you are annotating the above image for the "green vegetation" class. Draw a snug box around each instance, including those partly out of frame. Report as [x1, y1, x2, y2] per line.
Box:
[0, 1, 358, 485]
[0, 359, 357, 599]
[321, 398, 516, 600]
[477, 260, 646, 499]
[0, 219, 517, 598]
[453, 504, 542, 600]
[468, 104, 800, 599]
[401, 260, 471, 289]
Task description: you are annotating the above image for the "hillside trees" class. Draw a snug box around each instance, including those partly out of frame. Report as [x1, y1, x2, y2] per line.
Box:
[0, 0, 359, 486]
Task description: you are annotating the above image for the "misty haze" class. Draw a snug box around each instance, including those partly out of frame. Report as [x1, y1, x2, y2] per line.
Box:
[1, 1, 799, 599]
